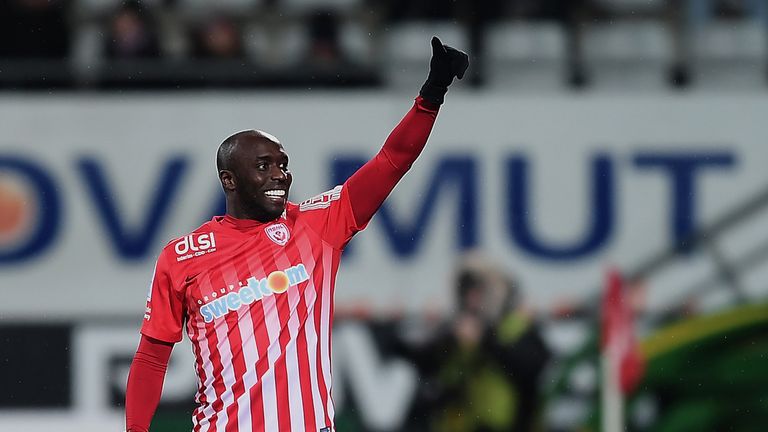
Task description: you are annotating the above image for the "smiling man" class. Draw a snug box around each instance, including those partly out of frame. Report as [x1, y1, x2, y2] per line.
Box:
[125, 37, 468, 432]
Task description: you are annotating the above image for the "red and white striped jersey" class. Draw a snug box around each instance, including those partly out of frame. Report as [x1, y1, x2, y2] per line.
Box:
[137, 97, 440, 432]
[142, 184, 365, 432]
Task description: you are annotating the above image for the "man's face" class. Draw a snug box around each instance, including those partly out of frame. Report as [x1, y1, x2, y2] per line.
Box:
[229, 137, 292, 222]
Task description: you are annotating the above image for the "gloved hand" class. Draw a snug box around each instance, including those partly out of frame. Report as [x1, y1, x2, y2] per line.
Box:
[419, 36, 470, 105]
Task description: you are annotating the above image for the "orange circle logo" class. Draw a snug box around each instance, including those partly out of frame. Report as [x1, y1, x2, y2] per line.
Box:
[267, 271, 289, 293]
[0, 176, 31, 245]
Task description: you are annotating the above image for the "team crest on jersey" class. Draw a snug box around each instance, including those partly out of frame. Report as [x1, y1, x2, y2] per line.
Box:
[265, 223, 290, 246]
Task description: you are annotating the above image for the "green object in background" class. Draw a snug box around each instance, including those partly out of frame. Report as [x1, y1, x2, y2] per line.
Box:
[433, 350, 518, 432]
[634, 303, 768, 431]
[152, 412, 192, 432]
[567, 302, 768, 432]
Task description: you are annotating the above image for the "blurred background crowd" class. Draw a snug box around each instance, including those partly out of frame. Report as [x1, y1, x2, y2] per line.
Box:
[2, 1, 768, 432]
[0, 0, 767, 89]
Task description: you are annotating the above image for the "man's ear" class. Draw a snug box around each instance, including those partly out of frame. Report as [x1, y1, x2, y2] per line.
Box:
[219, 170, 236, 191]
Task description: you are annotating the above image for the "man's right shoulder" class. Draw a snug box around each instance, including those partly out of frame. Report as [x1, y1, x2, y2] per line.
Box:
[158, 220, 218, 264]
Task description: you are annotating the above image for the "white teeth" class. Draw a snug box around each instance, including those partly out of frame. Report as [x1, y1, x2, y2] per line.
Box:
[265, 190, 286, 197]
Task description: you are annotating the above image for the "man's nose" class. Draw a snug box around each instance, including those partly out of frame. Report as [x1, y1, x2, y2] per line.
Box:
[271, 166, 287, 181]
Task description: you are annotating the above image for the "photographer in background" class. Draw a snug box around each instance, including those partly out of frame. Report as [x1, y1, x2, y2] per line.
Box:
[406, 254, 551, 432]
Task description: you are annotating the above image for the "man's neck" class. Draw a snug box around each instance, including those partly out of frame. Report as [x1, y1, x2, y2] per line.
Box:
[226, 201, 278, 223]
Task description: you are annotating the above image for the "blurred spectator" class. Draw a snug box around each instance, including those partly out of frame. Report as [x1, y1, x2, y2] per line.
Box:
[0, 0, 71, 59]
[387, 0, 459, 21]
[388, 0, 583, 23]
[404, 254, 551, 432]
[191, 16, 245, 59]
[105, 0, 161, 59]
[303, 10, 347, 68]
[687, 0, 768, 24]
[507, 0, 579, 22]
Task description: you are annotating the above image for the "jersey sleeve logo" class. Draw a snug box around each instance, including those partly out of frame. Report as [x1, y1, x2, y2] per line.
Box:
[299, 185, 342, 212]
[265, 223, 290, 246]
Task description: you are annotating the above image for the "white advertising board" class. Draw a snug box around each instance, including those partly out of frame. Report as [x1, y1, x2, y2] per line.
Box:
[1, 92, 767, 318]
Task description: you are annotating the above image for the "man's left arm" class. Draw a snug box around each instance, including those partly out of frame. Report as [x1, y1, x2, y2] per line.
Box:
[345, 37, 469, 227]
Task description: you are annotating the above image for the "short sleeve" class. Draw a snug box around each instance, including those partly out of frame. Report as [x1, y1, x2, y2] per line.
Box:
[297, 183, 368, 249]
[140, 249, 184, 343]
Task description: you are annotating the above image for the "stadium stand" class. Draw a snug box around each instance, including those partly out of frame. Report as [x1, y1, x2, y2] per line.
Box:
[0, 1, 765, 89]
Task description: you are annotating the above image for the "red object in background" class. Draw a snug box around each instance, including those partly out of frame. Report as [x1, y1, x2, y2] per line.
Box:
[601, 269, 645, 394]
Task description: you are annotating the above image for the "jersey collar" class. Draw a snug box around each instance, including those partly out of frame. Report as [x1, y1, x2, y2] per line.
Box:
[215, 213, 285, 231]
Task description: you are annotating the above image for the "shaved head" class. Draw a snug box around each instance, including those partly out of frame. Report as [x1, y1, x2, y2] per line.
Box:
[217, 129, 282, 172]
[217, 129, 292, 222]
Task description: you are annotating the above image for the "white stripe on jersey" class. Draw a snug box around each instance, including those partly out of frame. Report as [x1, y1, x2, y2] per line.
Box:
[320, 245, 335, 424]
[235, 297, 257, 431]
[285, 281, 306, 430]
[297, 235, 326, 430]
[188, 323, 205, 431]
[195, 322, 220, 432]
[261, 294, 282, 431]
[213, 318, 234, 431]
[275, 251, 306, 431]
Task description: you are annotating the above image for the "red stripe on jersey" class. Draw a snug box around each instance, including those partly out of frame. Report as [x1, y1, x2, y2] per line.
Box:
[205, 266, 239, 432]
[215, 312, 240, 431]
[189, 317, 209, 432]
[253, 250, 289, 430]
[295, 282, 316, 432]
[271, 271, 294, 430]
[230, 256, 258, 431]
[274, 247, 310, 430]
[318, 243, 335, 427]
[308, 240, 331, 430]
[261, 297, 283, 429]
[221, 267, 248, 432]
[296, 235, 324, 430]
[245, 253, 275, 431]
[192, 275, 222, 432]
[247, 298, 268, 430]
[203, 327, 223, 431]
[204, 268, 229, 431]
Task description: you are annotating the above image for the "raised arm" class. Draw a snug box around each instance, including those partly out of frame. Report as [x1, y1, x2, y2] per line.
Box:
[346, 37, 469, 226]
[125, 335, 174, 432]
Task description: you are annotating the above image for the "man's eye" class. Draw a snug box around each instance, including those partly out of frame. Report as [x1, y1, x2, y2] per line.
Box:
[257, 163, 268, 170]
[279, 163, 289, 170]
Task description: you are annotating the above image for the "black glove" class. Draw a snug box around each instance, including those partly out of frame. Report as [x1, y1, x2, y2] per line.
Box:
[419, 36, 470, 105]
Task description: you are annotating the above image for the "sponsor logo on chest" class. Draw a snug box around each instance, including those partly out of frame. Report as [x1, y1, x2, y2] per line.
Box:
[174, 232, 216, 262]
[198, 263, 309, 323]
